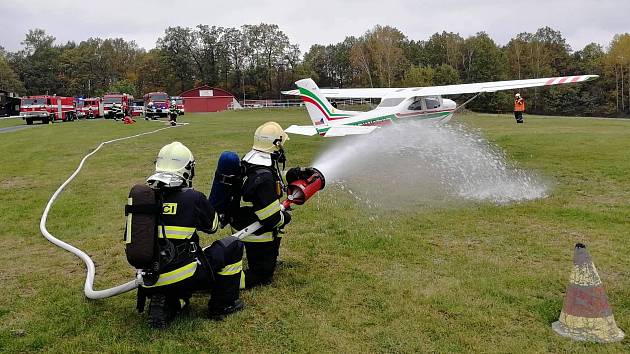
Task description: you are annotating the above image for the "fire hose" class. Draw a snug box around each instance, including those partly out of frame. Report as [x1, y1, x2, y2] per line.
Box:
[40, 125, 325, 299]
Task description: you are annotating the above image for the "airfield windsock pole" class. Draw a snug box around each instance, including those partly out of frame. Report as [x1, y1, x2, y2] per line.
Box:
[552, 243, 625, 343]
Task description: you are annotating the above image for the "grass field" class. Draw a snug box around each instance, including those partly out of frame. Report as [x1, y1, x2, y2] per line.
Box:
[0, 110, 628, 353]
[0, 117, 28, 129]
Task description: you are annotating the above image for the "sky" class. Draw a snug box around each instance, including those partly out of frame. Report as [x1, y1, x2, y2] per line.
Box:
[1, 0, 628, 54]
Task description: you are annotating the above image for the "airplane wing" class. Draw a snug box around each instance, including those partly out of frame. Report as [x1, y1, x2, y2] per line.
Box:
[282, 75, 598, 99]
[282, 88, 396, 99]
[407, 75, 599, 97]
[285, 125, 318, 136]
[323, 125, 379, 137]
[285, 124, 378, 137]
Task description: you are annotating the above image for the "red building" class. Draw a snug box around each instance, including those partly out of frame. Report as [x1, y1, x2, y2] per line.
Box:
[179, 85, 241, 113]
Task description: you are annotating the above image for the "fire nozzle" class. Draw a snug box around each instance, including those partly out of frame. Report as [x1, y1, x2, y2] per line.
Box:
[282, 168, 326, 209]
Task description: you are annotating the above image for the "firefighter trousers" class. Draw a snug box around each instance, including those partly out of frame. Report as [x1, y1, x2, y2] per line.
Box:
[142, 236, 244, 309]
[243, 235, 282, 288]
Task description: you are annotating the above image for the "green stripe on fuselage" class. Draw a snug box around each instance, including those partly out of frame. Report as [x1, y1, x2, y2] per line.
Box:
[298, 87, 351, 118]
[316, 111, 451, 134]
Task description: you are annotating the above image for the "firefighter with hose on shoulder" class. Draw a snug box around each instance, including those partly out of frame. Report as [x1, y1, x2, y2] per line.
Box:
[126, 142, 244, 329]
[230, 122, 294, 288]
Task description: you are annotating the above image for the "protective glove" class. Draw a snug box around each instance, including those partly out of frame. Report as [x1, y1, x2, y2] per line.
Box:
[282, 210, 292, 226]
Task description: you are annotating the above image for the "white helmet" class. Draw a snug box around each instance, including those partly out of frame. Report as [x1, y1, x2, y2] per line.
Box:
[252, 122, 289, 153]
[147, 142, 195, 188]
[515, 93, 521, 98]
[243, 122, 289, 166]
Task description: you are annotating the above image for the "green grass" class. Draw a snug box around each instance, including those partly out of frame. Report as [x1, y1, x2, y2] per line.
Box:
[0, 110, 628, 353]
[0, 117, 27, 129]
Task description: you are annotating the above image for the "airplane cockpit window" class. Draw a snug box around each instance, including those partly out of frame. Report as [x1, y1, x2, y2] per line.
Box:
[377, 97, 405, 108]
[407, 98, 423, 111]
[425, 98, 441, 109]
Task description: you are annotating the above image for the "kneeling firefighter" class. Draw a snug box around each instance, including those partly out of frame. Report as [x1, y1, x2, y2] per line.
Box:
[125, 142, 244, 329]
[232, 122, 294, 288]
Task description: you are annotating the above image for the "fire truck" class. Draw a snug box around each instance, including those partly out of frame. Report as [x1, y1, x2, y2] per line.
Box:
[130, 99, 145, 117]
[77, 97, 102, 119]
[144, 92, 170, 119]
[170, 96, 185, 115]
[20, 95, 77, 125]
[103, 93, 133, 119]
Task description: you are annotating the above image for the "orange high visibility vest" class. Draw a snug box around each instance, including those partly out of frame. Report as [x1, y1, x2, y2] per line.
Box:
[514, 98, 525, 112]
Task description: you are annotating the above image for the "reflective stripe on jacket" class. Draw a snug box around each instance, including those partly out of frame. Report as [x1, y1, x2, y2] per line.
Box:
[234, 163, 285, 239]
[159, 225, 196, 239]
[143, 261, 198, 288]
[144, 187, 218, 287]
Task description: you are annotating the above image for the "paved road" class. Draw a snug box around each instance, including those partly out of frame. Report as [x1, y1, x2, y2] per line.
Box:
[0, 125, 38, 134]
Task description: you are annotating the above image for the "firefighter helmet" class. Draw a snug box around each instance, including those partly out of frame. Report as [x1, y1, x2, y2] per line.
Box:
[252, 122, 289, 153]
[147, 142, 195, 188]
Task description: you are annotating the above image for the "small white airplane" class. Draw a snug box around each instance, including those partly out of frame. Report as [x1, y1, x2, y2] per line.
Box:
[282, 75, 598, 137]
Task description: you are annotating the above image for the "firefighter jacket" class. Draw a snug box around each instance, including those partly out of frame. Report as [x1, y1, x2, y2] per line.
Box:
[142, 187, 219, 289]
[514, 98, 525, 112]
[234, 163, 290, 243]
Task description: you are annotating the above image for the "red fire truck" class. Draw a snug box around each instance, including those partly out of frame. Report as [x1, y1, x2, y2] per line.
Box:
[77, 97, 102, 119]
[103, 93, 133, 119]
[20, 95, 77, 125]
[144, 92, 170, 119]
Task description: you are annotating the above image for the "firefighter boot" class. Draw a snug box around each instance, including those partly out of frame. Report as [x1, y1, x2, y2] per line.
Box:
[208, 298, 244, 320]
[148, 294, 170, 329]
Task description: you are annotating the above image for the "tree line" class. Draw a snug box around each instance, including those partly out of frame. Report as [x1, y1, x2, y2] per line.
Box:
[1, 24, 629, 117]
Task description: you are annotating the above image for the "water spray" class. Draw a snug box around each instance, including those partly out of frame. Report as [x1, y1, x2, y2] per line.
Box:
[312, 120, 548, 207]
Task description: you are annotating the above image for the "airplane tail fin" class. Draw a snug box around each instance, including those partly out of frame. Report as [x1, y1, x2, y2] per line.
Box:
[295, 78, 335, 126]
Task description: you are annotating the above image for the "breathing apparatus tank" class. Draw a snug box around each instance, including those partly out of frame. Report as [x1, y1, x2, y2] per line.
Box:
[209, 151, 243, 226]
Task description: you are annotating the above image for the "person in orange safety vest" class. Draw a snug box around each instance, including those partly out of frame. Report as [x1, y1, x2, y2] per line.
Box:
[514, 93, 525, 123]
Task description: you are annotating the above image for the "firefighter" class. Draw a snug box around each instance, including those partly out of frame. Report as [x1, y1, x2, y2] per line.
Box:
[142, 142, 244, 328]
[233, 122, 292, 288]
[111, 103, 123, 121]
[146, 102, 154, 120]
[123, 115, 135, 124]
[168, 99, 178, 126]
[514, 93, 525, 123]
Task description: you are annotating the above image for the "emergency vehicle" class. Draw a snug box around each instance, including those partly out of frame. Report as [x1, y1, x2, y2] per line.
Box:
[20, 95, 77, 125]
[77, 97, 102, 119]
[170, 96, 185, 115]
[130, 99, 145, 117]
[144, 92, 170, 119]
[103, 93, 133, 119]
